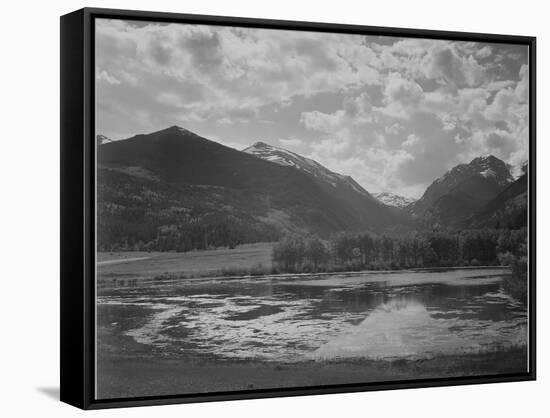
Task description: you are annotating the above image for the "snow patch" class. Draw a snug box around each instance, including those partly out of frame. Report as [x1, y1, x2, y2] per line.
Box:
[243, 141, 369, 194]
[374, 192, 416, 208]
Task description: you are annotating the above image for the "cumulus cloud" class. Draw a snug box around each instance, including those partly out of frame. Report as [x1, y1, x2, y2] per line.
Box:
[421, 43, 486, 87]
[515, 64, 529, 103]
[95, 19, 385, 139]
[476, 46, 492, 59]
[300, 110, 346, 133]
[378, 72, 424, 118]
[297, 48, 528, 196]
[279, 138, 303, 147]
[96, 69, 121, 85]
[96, 18, 529, 197]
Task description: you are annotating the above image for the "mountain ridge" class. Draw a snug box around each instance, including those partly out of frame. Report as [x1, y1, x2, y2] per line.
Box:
[243, 141, 373, 198]
[409, 154, 516, 228]
[96, 126, 407, 250]
[96, 125, 526, 252]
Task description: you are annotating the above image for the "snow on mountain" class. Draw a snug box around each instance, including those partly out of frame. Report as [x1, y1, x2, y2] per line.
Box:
[97, 126, 404, 238]
[410, 154, 514, 218]
[97, 134, 112, 144]
[469, 155, 515, 186]
[433, 155, 513, 189]
[373, 192, 416, 208]
[243, 141, 372, 197]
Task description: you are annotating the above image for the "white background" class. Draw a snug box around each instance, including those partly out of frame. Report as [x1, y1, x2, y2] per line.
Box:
[0, 0, 546, 416]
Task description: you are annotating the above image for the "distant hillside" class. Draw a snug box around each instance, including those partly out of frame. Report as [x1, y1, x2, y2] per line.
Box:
[463, 174, 527, 230]
[409, 155, 515, 228]
[97, 126, 406, 251]
[243, 141, 408, 233]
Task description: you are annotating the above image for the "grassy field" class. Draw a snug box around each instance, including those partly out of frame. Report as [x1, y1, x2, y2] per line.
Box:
[96, 347, 527, 399]
[97, 242, 275, 279]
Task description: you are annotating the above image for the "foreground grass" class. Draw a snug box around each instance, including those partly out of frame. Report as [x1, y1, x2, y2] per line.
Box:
[96, 347, 527, 399]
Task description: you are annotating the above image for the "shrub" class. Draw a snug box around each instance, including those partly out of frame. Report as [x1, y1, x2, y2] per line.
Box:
[503, 255, 527, 303]
[498, 251, 514, 266]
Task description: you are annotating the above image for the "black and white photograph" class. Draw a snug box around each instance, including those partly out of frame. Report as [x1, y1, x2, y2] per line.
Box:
[94, 17, 531, 400]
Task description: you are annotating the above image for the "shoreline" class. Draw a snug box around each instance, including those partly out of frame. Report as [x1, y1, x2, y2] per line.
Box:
[172, 264, 510, 281]
[98, 262, 510, 286]
[96, 347, 527, 399]
[96, 245, 512, 285]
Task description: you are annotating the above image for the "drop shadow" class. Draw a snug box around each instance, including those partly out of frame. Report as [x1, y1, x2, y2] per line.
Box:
[36, 386, 60, 400]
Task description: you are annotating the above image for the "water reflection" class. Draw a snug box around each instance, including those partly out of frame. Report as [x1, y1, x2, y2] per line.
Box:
[97, 268, 527, 362]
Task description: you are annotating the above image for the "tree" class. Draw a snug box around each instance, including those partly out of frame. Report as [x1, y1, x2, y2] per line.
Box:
[273, 235, 306, 272]
[305, 236, 329, 270]
[332, 232, 357, 264]
[358, 233, 374, 265]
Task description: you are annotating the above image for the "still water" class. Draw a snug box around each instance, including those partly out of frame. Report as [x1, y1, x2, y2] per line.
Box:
[97, 268, 527, 362]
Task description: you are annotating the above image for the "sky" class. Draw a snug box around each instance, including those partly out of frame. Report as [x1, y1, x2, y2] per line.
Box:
[95, 19, 529, 198]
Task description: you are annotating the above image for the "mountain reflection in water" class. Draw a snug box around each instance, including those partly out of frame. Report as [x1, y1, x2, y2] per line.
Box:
[97, 268, 527, 362]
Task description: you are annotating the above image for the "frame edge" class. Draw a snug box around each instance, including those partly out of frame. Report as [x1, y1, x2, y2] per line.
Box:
[60, 8, 90, 410]
[64, 7, 537, 410]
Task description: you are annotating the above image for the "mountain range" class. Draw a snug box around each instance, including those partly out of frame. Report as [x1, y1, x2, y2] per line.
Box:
[408, 155, 520, 228]
[243, 141, 371, 197]
[96, 126, 406, 251]
[372, 192, 416, 208]
[96, 126, 527, 251]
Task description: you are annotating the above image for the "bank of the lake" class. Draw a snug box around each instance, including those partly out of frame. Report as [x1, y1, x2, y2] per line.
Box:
[97, 347, 527, 399]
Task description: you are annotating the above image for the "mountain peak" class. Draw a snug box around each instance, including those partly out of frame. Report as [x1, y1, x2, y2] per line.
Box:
[244, 140, 373, 198]
[475, 154, 498, 160]
[374, 192, 416, 209]
[410, 153, 514, 218]
[470, 154, 500, 165]
[435, 155, 512, 185]
[243, 141, 282, 154]
[162, 125, 194, 135]
[97, 134, 112, 144]
[250, 141, 271, 149]
[468, 154, 514, 185]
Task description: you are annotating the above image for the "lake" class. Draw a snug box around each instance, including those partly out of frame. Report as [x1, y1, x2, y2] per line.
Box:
[97, 267, 527, 363]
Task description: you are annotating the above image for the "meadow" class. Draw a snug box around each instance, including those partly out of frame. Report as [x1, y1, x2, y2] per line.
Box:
[97, 242, 275, 282]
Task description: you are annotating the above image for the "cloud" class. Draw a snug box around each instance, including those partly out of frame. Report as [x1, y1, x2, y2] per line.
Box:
[385, 72, 423, 104]
[515, 64, 529, 103]
[279, 138, 303, 147]
[298, 64, 528, 197]
[95, 19, 386, 139]
[96, 69, 121, 85]
[484, 88, 518, 122]
[476, 46, 492, 59]
[421, 42, 485, 87]
[300, 110, 347, 132]
[96, 19, 529, 197]
[378, 72, 424, 118]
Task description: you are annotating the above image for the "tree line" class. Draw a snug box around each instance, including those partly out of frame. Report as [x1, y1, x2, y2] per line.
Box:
[98, 213, 279, 252]
[272, 228, 527, 273]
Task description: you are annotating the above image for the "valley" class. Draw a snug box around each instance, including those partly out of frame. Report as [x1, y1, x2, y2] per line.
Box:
[96, 126, 527, 254]
[94, 125, 530, 398]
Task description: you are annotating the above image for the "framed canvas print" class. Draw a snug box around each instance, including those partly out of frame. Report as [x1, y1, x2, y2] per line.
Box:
[60, 7, 536, 409]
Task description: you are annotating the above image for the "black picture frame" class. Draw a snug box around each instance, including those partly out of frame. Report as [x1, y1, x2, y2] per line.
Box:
[60, 7, 536, 410]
